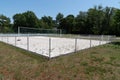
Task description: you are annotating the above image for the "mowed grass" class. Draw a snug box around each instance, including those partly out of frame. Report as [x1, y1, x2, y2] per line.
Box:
[0, 40, 120, 80]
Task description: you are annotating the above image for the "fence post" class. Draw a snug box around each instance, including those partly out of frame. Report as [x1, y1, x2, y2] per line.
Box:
[2, 35, 4, 42]
[27, 34, 29, 50]
[60, 29, 62, 37]
[49, 38, 51, 59]
[101, 35, 103, 44]
[113, 35, 116, 42]
[15, 36, 17, 46]
[18, 26, 20, 35]
[107, 35, 110, 43]
[7, 35, 9, 43]
[89, 35, 92, 48]
[75, 38, 77, 53]
[99, 36, 101, 45]
[5, 36, 6, 43]
[1, 35, 2, 42]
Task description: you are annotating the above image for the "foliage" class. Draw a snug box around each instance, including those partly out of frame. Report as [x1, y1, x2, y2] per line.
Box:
[56, 13, 64, 25]
[39, 16, 55, 29]
[13, 11, 39, 32]
[59, 14, 75, 33]
[57, 6, 119, 36]
[75, 11, 88, 34]
[56, 13, 64, 29]
[113, 9, 120, 36]
[0, 14, 12, 33]
[0, 5, 120, 36]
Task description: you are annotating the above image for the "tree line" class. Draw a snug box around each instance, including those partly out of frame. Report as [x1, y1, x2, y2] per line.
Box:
[0, 5, 120, 36]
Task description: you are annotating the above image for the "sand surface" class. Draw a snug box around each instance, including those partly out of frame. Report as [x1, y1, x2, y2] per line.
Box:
[0, 36, 108, 58]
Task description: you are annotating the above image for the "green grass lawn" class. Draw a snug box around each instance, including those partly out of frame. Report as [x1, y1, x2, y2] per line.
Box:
[0, 40, 120, 80]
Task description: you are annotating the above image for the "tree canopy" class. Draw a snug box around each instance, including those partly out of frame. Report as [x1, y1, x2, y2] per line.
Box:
[0, 14, 12, 33]
[0, 5, 120, 36]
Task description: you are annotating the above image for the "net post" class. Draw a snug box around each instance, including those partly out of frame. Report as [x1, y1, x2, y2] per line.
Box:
[18, 26, 20, 35]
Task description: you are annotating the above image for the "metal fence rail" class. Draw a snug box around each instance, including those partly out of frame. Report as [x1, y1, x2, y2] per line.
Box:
[0, 34, 116, 59]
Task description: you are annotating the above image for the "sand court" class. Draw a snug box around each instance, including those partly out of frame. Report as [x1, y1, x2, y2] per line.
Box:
[0, 35, 110, 58]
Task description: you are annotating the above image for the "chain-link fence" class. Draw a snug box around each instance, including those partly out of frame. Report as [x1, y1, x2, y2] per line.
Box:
[0, 34, 116, 58]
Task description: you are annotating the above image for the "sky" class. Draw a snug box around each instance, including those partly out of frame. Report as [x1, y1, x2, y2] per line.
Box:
[0, 0, 120, 22]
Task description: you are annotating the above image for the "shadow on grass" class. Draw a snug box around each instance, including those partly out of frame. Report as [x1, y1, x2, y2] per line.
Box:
[12, 47, 49, 62]
[0, 42, 48, 62]
[110, 42, 120, 46]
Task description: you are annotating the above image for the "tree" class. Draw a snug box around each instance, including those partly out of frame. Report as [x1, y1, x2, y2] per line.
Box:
[87, 6, 105, 34]
[23, 11, 39, 27]
[113, 9, 120, 36]
[75, 11, 87, 34]
[11, 6, 118, 35]
[40, 16, 55, 29]
[59, 14, 75, 34]
[66, 15, 75, 33]
[102, 7, 114, 34]
[0, 14, 11, 33]
[13, 11, 39, 32]
[59, 18, 67, 33]
[87, 6, 115, 35]
[13, 13, 26, 27]
[56, 13, 64, 25]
